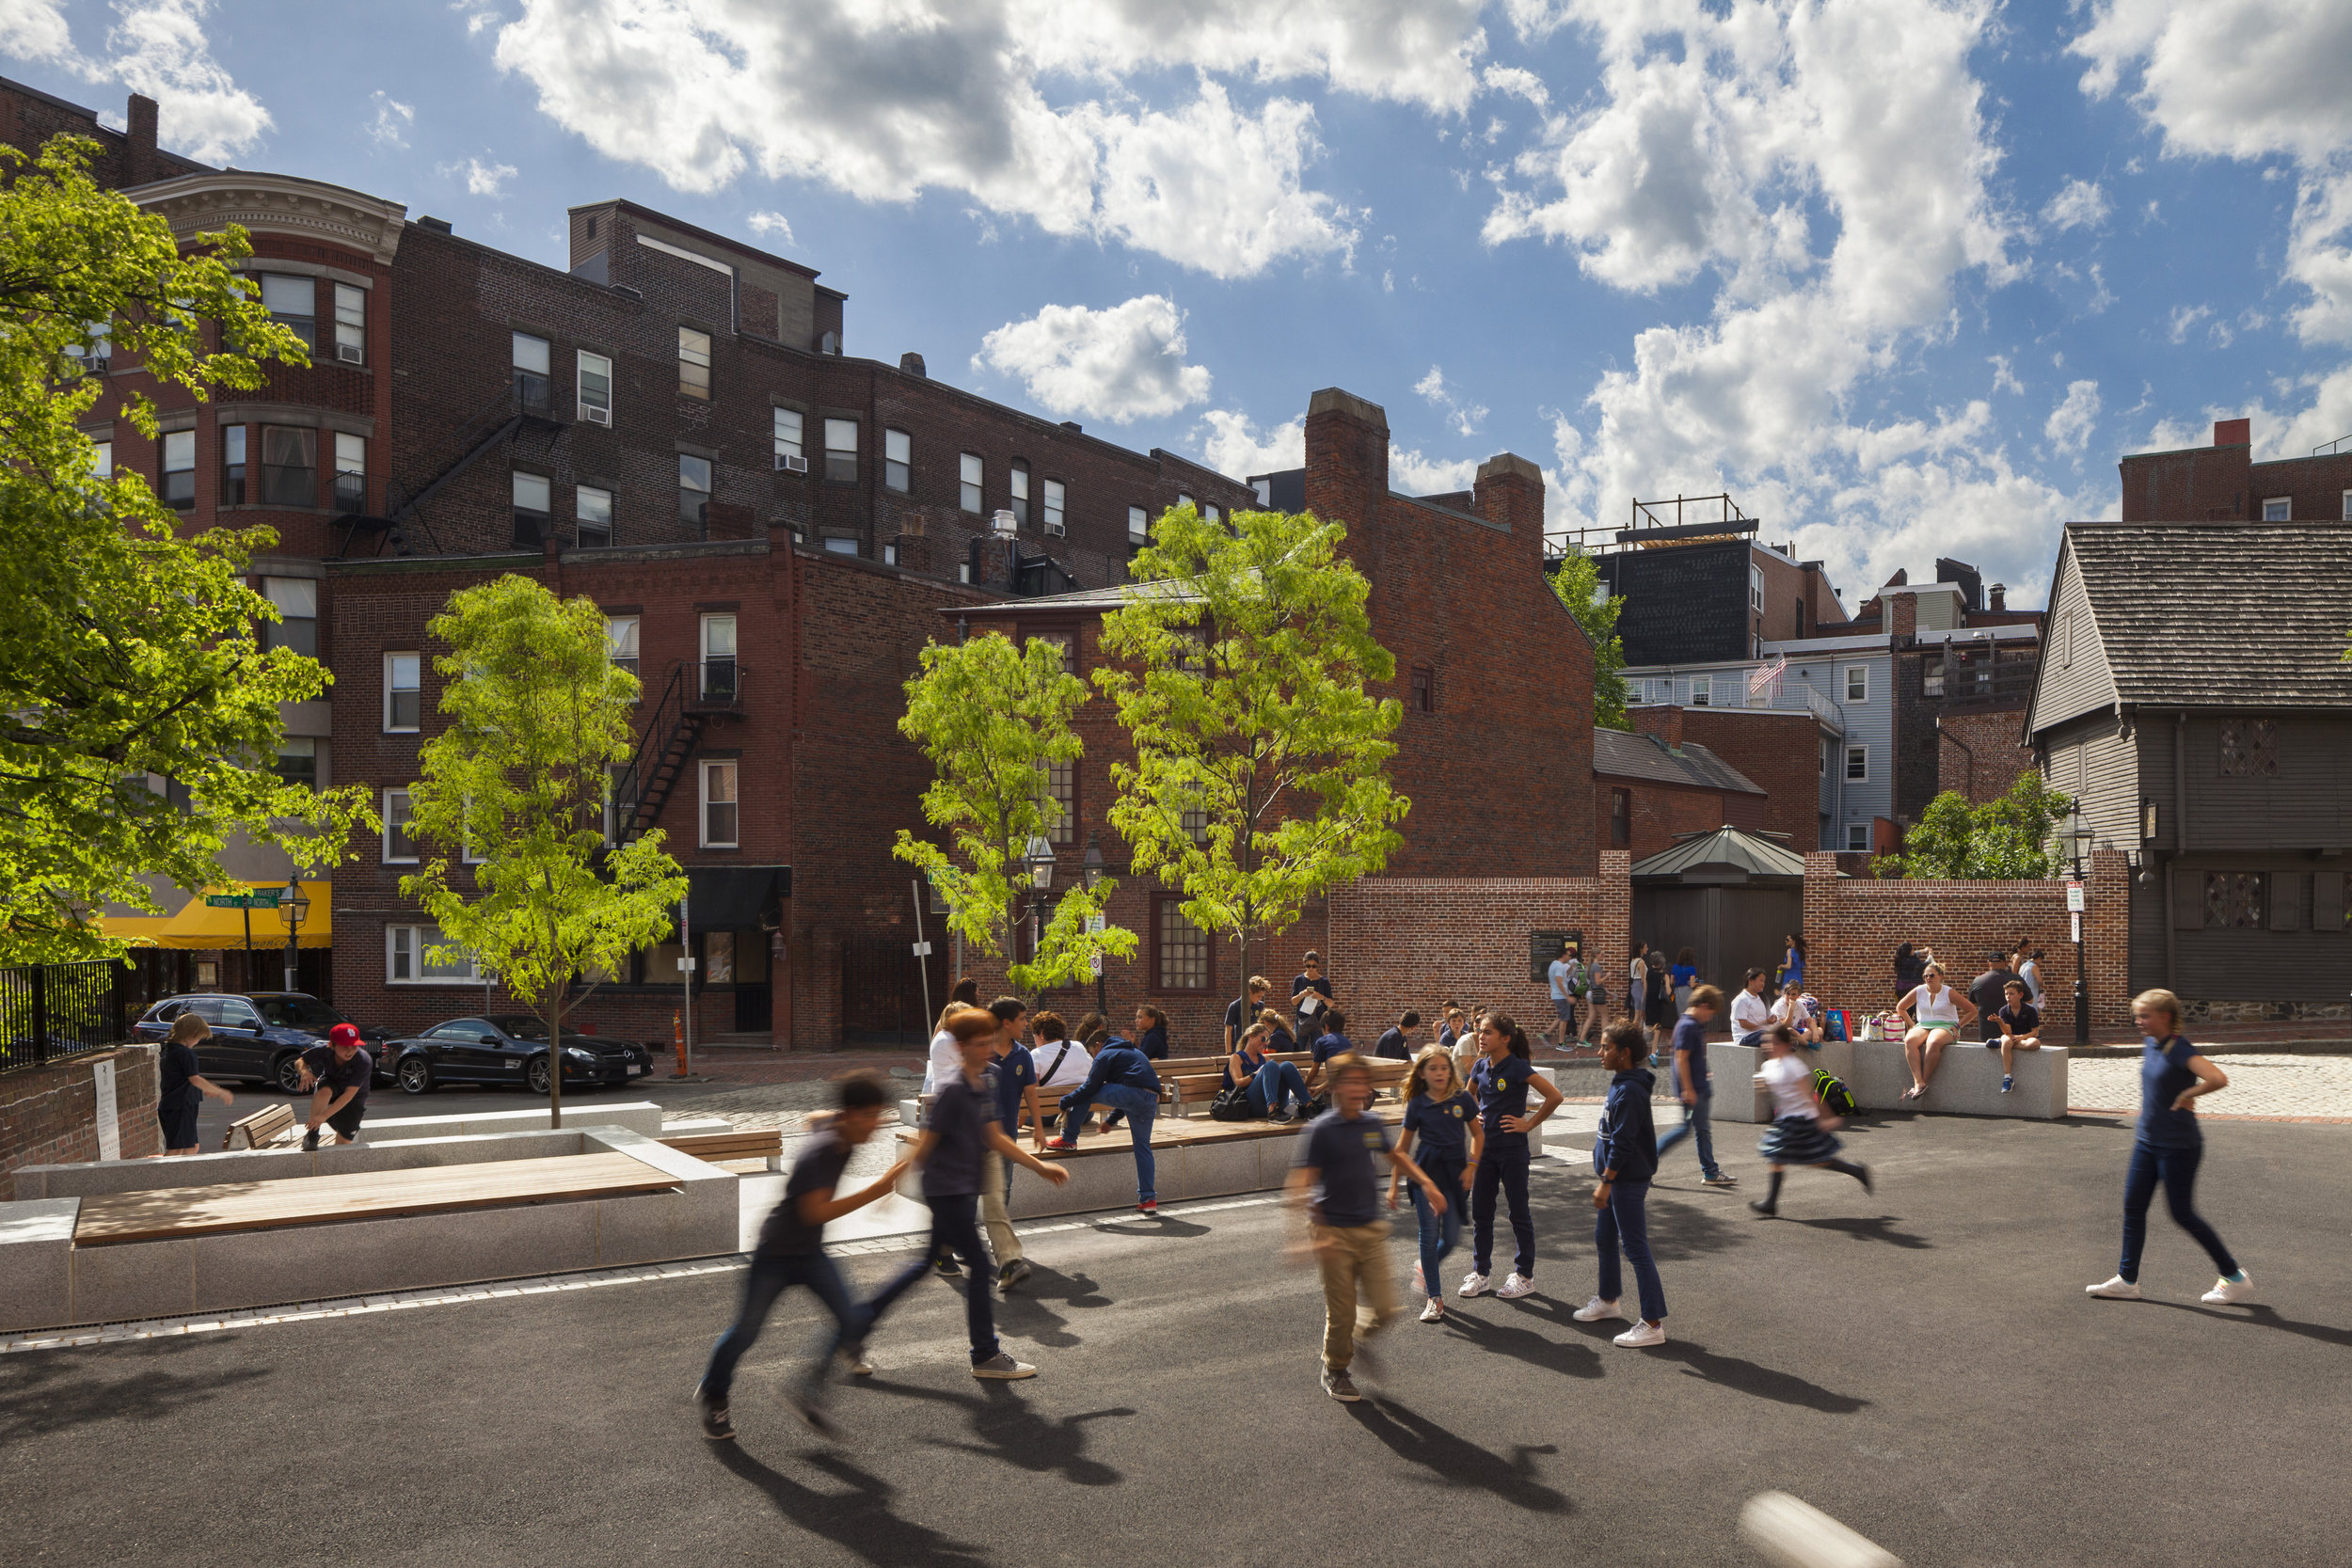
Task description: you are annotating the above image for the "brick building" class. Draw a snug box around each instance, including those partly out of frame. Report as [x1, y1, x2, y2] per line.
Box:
[2117, 415, 2352, 524]
[1626, 704, 1824, 852]
[1595, 721, 1767, 862]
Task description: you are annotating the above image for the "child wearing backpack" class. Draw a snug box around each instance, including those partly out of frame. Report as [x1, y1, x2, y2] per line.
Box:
[1750, 1023, 1872, 1216]
[1573, 1022, 1669, 1347]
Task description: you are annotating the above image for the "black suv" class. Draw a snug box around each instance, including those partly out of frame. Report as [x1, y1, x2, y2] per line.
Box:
[131, 993, 390, 1094]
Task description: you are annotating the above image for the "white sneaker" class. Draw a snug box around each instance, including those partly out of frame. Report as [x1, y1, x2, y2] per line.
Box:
[1412, 1261, 1425, 1295]
[1613, 1321, 1667, 1348]
[1571, 1295, 1623, 1323]
[1496, 1273, 1535, 1300]
[2085, 1275, 2141, 1300]
[1458, 1271, 1489, 1298]
[1419, 1297, 1445, 1323]
[2201, 1273, 2254, 1305]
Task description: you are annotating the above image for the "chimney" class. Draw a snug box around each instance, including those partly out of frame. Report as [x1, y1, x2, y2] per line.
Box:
[1471, 451, 1545, 541]
[899, 352, 927, 378]
[1632, 704, 1685, 749]
[2214, 417, 2249, 448]
[1988, 583, 2006, 612]
[125, 94, 158, 185]
[1303, 387, 1389, 534]
[1891, 592, 1917, 641]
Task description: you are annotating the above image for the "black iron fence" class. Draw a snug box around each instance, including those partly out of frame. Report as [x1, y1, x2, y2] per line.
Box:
[0, 961, 131, 1074]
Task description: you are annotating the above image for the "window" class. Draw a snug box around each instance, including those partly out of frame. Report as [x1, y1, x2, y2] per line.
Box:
[1410, 665, 1435, 713]
[577, 351, 612, 425]
[68, 318, 110, 375]
[262, 577, 317, 657]
[1203, 503, 1220, 524]
[772, 408, 804, 471]
[2261, 496, 2290, 522]
[2203, 872, 2265, 929]
[1846, 823, 1869, 852]
[604, 763, 639, 846]
[701, 612, 737, 702]
[884, 429, 911, 493]
[677, 325, 711, 400]
[261, 426, 315, 506]
[2219, 719, 2279, 777]
[383, 787, 418, 863]
[1845, 745, 1868, 782]
[385, 652, 421, 732]
[91, 438, 112, 480]
[220, 425, 245, 505]
[882, 543, 898, 566]
[512, 470, 551, 546]
[332, 283, 365, 363]
[260, 275, 314, 348]
[823, 536, 858, 555]
[2342, 490, 2352, 521]
[1043, 478, 1065, 535]
[512, 332, 551, 410]
[1180, 807, 1209, 847]
[1152, 895, 1210, 991]
[1750, 564, 1763, 611]
[1038, 757, 1075, 844]
[1844, 666, 1868, 702]
[678, 452, 711, 530]
[1177, 491, 1194, 514]
[1128, 505, 1149, 545]
[701, 758, 739, 847]
[823, 418, 858, 483]
[1010, 461, 1030, 525]
[1610, 787, 1631, 847]
[2060, 610, 2074, 668]
[961, 452, 983, 513]
[1689, 677, 1710, 706]
[576, 483, 613, 548]
[1819, 739, 1828, 776]
[1030, 632, 1074, 673]
[274, 737, 316, 788]
[605, 615, 639, 680]
[333, 433, 365, 512]
[388, 924, 481, 984]
[161, 429, 195, 510]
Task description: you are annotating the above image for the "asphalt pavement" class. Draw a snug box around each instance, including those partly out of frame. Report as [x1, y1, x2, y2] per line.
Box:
[7, 1114, 2347, 1567]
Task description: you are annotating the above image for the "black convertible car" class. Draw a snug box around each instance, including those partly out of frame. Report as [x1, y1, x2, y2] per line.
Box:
[384, 1014, 650, 1095]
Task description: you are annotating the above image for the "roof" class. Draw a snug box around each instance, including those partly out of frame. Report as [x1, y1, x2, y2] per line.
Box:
[1629, 826, 1812, 880]
[948, 577, 1201, 620]
[1593, 729, 1765, 795]
[2063, 521, 2352, 708]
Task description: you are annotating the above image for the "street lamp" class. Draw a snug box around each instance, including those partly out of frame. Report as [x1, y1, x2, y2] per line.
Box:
[1081, 833, 1106, 1017]
[278, 874, 310, 993]
[1024, 833, 1057, 988]
[2061, 804, 2097, 1045]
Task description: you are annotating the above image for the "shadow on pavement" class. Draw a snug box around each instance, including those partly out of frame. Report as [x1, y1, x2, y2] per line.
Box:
[0, 1338, 276, 1442]
[1782, 1213, 1933, 1250]
[1639, 1194, 1753, 1261]
[1345, 1398, 1572, 1513]
[1651, 1339, 1871, 1413]
[2142, 1300, 2352, 1348]
[992, 1264, 1112, 1348]
[864, 1375, 1134, 1485]
[715, 1445, 991, 1568]
[1092, 1215, 1213, 1239]
[1439, 1305, 1606, 1381]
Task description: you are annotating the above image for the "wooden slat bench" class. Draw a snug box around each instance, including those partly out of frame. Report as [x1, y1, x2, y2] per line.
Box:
[659, 1128, 786, 1171]
[72, 1152, 681, 1245]
[220, 1102, 297, 1151]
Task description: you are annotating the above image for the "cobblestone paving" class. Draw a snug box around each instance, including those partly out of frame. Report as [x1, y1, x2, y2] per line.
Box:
[2067, 1053, 2352, 1119]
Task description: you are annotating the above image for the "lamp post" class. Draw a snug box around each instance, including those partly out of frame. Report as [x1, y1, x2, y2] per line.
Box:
[278, 874, 310, 993]
[1081, 833, 1106, 1018]
[2062, 804, 2097, 1045]
[1024, 834, 1055, 1000]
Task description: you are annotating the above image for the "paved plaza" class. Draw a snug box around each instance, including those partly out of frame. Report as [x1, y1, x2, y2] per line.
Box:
[6, 1115, 2345, 1567]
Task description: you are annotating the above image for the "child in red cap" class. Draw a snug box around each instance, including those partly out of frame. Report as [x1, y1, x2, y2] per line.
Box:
[299, 1022, 373, 1149]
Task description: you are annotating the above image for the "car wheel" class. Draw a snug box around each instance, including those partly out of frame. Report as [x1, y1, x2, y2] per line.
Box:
[273, 1053, 308, 1096]
[526, 1056, 551, 1095]
[397, 1056, 436, 1096]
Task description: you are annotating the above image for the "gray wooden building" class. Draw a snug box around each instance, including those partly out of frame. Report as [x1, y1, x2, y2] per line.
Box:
[2026, 521, 2352, 1015]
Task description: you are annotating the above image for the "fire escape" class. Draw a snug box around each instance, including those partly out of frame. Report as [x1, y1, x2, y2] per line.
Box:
[612, 657, 746, 845]
[337, 379, 569, 559]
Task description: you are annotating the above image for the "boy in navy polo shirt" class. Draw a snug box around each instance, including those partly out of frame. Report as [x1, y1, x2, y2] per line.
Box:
[1311, 1008, 1354, 1068]
[1290, 1055, 1447, 1402]
[983, 998, 1041, 1293]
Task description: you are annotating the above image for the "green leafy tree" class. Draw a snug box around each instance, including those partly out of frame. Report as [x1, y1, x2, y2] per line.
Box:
[1094, 505, 1408, 1015]
[893, 631, 1135, 996]
[1549, 548, 1628, 729]
[0, 135, 373, 959]
[1873, 771, 2074, 879]
[401, 577, 686, 1127]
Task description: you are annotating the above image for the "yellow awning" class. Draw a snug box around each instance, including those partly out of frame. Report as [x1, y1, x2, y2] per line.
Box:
[130, 882, 334, 950]
[97, 915, 175, 946]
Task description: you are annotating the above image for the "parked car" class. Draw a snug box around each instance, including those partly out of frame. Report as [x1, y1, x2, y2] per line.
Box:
[130, 992, 390, 1094]
[384, 1014, 651, 1096]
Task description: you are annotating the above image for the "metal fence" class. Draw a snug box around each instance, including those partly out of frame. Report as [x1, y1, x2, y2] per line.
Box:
[0, 961, 131, 1074]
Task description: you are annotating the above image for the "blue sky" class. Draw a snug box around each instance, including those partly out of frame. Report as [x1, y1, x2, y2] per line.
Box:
[8, 0, 2351, 605]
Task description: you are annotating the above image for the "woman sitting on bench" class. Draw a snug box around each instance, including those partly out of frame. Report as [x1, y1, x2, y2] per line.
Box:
[1227, 1022, 1314, 1123]
[1897, 960, 1976, 1101]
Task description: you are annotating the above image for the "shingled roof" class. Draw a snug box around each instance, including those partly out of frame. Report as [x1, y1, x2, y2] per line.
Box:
[2063, 521, 2352, 708]
[1592, 727, 1766, 795]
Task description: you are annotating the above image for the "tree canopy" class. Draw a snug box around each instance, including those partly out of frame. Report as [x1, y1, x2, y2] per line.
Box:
[1873, 771, 2074, 880]
[1549, 548, 1628, 729]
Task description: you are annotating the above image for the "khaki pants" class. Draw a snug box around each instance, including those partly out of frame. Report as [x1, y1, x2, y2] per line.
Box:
[980, 1152, 1023, 1266]
[1313, 1220, 1400, 1370]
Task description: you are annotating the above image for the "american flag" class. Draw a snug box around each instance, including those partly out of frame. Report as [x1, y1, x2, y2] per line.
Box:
[1746, 653, 1787, 698]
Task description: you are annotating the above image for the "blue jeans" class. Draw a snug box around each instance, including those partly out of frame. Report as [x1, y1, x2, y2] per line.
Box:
[703, 1246, 921, 1402]
[878, 1192, 999, 1365]
[1471, 1143, 1534, 1277]
[1066, 1082, 1156, 1202]
[1245, 1060, 1311, 1117]
[1596, 1179, 1667, 1323]
[2120, 1141, 2237, 1284]
[1656, 1078, 1723, 1180]
[1413, 1156, 1465, 1293]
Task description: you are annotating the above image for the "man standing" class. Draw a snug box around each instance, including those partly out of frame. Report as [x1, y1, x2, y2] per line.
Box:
[1049, 1036, 1164, 1213]
[1969, 953, 2018, 1044]
[1656, 987, 1736, 1188]
[982, 997, 1040, 1293]
[1225, 975, 1271, 1056]
[1545, 942, 1583, 1048]
[297, 1023, 372, 1150]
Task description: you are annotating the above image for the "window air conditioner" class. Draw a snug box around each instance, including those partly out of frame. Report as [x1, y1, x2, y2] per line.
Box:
[775, 451, 808, 473]
[1044, 520, 1066, 536]
[335, 341, 364, 364]
[580, 404, 611, 426]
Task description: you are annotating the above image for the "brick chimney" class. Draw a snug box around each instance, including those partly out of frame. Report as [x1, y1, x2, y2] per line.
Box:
[1302, 387, 1389, 534]
[1470, 451, 1544, 541]
[1988, 583, 2006, 612]
[125, 94, 158, 185]
[1890, 591, 1916, 640]
[1631, 704, 1684, 748]
[2213, 417, 2249, 448]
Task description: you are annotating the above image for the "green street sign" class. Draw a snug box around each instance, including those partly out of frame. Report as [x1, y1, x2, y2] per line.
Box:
[204, 890, 281, 910]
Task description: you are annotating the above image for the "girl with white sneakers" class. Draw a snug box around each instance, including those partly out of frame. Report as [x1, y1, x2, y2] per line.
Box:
[1459, 1011, 1563, 1302]
[1573, 1023, 1668, 1348]
[2086, 990, 2253, 1307]
[1390, 1046, 1482, 1323]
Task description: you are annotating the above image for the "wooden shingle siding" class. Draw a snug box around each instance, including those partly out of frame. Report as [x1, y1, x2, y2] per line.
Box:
[2026, 543, 2120, 734]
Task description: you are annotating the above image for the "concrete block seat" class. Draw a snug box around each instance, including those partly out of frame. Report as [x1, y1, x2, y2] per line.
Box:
[1846, 1037, 2067, 1119]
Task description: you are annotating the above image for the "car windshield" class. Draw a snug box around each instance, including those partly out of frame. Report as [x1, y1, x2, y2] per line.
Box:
[255, 997, 346, 1030]
[485, 1015, 548, 1039]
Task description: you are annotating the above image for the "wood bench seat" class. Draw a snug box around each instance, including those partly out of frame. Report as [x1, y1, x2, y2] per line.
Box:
[221, 1102, 296, 1152]
[660, 1129, 786, 1170]
[72, 1152, 680, 1245]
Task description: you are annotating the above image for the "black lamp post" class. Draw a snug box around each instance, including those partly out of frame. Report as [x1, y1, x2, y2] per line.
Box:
[2062, 804, 2096, 1045]
[278, 874, 310, 992]
[1024, 834, 1055, 998]
[1081, 833, 1106, 1017]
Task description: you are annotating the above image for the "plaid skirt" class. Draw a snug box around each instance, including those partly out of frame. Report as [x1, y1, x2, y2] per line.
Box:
[1758, 1116, 1842, 1165]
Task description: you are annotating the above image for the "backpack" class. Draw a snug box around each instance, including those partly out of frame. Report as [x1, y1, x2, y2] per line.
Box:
[1812, 1069, 1857, 1117]
[1208, 1085, 1256, 1121]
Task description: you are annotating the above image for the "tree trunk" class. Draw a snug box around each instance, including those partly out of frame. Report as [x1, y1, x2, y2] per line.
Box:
[545, 982, 564, 1131]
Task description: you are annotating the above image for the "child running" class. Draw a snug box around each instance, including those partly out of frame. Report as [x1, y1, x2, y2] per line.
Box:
[2086, 989, 2253, 1305]
[1749, 1023, 1871, 1215]
[1291, 1055, 1447, 1402]
[1460, 1011, 1564, 1301]
[697, 1074, 914, 1441]
[1573, 1022, 1668, 1347]
[1389, 1045, 1481, 1323]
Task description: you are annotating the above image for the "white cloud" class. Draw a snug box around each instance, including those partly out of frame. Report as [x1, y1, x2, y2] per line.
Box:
[1391, 447, 1479, 494]
[488, 0, 1495, 278]
[2167, 303, 2211, 343]
[440, 155, 518, 197]
[1414, 364, 1487, 437]
[107, 0, 271, 163]
[1194, 408, 1304, 479]
[2285, 169, 2352, 345]
[2044, 379, 2101, 455]
[976, 295, 1212, 424]
[369, 90, 414, 150]
[1481, 64, 1548, 109]
[2041, 177, 2110, 231]
[745, 210, 796, 245]
[0, 0, 79, 65]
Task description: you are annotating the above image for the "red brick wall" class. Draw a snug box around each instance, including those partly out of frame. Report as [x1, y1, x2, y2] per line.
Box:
[1800, 847, 2129, 1029]
[1, 1048, 160, 1175]
[1936, 709, 2036, 804]
[1595, 772, 1753, 863]
[1676, 707, 1826, 850]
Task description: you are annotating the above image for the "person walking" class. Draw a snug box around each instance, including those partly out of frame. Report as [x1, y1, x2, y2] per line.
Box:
[2015, 944, 2045, 1007]
[1657, 985, 1736, 1188]
[1459, 1011, 1564, 1301]
[157, 1013, 233, 1156]
[1669, 947, 1697, 1017]
[696, 1074, 914, 1441]
[1574, 1022, 1669, 1347]
[1545, 942, 1583, 1048]
[1626, 942, 1649, 1031]
[981, 997, 1041, 1294]
[2086, 990, 2253, 1305]
[926, 977, 980, 1093]
[1644, 948, 1673, 1053]
[1292, 1055, 1447, 1401]
[1048, 1033, 1164, 1214]
[1391, 1045, 1480, 1322]
[1779, 933, 1805, 991]
[1291, 953, 1335, 1041]
[296, 1023, 373, 1149]
[1748, 1023, 1872, 1215]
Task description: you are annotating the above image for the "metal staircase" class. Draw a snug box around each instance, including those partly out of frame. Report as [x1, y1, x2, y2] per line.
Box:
[338, 383, 568, 559]
[613, 657, 745, 844]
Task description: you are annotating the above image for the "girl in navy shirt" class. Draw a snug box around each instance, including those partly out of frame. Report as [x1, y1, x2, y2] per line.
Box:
[1461, 1011, 1564, 1301]
[1390, 1045, 1482, 1322]
[1131, 1006, 1169, 1061]
[1576, 1023, 1668, 1346]
[2087, 990, 2252, 1305]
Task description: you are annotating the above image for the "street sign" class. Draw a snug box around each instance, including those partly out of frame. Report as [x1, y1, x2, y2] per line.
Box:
[204, 890, 280, 909]
[2071, 911, 2083, 942]
[1089, 952, 1103, 976]
[2066, 881, 2085, 913]
[1085, 913, 1105, 935]
[911, 940, 932, 957]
